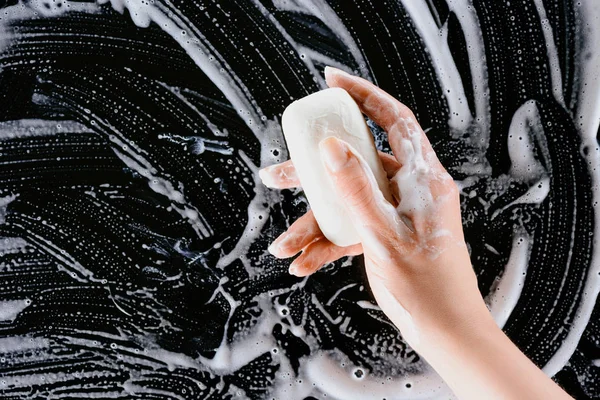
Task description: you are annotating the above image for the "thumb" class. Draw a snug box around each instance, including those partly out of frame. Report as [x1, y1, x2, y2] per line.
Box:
[319, 137, 398, 255]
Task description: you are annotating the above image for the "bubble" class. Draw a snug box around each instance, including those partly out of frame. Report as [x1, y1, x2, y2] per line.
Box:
[353, 368, 365, 379]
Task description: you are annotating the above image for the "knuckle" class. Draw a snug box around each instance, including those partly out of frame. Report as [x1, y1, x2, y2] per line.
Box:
[446, 179, 459, 196]
[341, 176, 373, 210]
[396, 103, 415, 121]
[446, 183, 461, 204]
[429, 171, 459, 200]
[362, 91, 382, 110]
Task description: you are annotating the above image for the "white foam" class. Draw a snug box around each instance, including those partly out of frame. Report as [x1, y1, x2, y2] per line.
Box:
[293, 0, 373, 78]
[507, 101, 546, 181]
[98, 0, 265, 131]
[305, 352, 447, 400]
[399, 1, 472, 131]
[0, 300, 30, 322]
[447, 0, 491, 136]
[542, 1, 600, 377]
[487, 233, 531, 328]
[0, 119, 94, 139]
[533, 0, 565, 106]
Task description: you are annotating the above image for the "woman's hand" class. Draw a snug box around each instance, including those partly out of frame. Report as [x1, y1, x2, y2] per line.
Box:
[260, 66, 492, 352]
[261, 67, 574, 400]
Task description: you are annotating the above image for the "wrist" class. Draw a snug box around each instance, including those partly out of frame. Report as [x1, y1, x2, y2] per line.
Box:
[415, 312, 504, 394]
[416, 311, 573, 400]
[416, 302, 500, 361]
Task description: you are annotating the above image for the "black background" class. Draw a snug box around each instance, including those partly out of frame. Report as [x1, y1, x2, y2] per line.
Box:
[0, 0, 598, 399]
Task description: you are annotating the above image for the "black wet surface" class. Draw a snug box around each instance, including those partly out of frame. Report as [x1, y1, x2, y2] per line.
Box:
[0, 1, 598, 399]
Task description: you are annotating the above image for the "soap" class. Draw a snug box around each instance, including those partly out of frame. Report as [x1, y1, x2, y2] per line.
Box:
[281, 87, 392, 247]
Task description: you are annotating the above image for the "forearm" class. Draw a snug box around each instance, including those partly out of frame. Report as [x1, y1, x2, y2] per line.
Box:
[419, 316, 573, 400]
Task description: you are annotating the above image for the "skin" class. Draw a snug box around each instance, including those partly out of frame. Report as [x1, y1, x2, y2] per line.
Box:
[260, 66, 573, 400]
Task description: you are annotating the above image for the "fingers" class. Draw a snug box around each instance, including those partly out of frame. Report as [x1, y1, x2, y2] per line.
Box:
[269, 212, 362, 278]
[258, 160, 300, 189]
[260, 151, 400, 189]
[268, 210, 323, 258]
[379, 151, 401, 178]
[319, 136, 397, 238]
[324, 66, 440, 168]
[289, 239, 362, 277]
[325, 66, 415, 132]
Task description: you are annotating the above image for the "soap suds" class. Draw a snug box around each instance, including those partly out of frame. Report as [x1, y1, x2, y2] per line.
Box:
[0, 300, 30, 322]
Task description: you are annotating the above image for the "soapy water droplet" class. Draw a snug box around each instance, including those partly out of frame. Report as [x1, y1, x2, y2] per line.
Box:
[353, 368, 365, 379]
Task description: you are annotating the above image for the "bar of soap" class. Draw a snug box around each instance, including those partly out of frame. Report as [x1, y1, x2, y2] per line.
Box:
[281, 87, 392, 247]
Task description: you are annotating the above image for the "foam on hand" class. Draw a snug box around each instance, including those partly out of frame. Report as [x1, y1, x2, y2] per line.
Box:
[281, 88, 392, 247]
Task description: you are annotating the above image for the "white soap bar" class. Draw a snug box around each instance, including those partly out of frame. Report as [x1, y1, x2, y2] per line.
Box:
[281, 87, 392, 247]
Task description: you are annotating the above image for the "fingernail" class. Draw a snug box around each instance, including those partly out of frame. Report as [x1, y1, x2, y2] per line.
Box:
[268, 241, 281, 256]
[258, 167, 276, 188]
[268, 234, 293, 257]
[288, 263, 299, 276]
[319, 137, 350, 172]
[324, 66, 336, 81]
[324, 66, 352, 80]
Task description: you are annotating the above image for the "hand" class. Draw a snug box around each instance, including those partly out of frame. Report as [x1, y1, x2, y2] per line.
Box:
[261, 67, 574, 400]
[261, 66, 491, 352]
